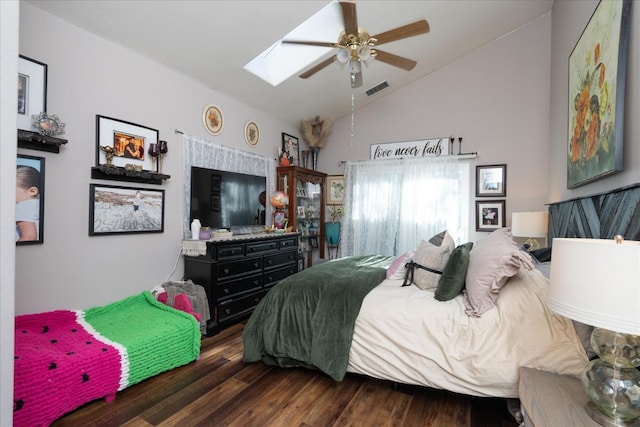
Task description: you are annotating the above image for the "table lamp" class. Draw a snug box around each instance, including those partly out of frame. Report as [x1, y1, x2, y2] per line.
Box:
[548, 237, 640, 426]
[511, 211, 548, 250]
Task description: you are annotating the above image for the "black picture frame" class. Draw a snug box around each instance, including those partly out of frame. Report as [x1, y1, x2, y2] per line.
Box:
[89, 184, 165, 235]
[475, 200, 506, 232]
[567, 0, 631, 188]
[18, 55, 48, 132]
[282, 133, 300, 166]
[476, 164, 507, 197]
[95, 115, 159, 171]
[16, 154, 45, 245]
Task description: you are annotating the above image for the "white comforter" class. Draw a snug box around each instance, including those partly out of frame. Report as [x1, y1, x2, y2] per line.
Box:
[347, 267, 589, 398]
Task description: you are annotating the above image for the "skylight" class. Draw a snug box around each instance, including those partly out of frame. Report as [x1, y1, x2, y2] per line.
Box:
[244, 0, 345, 86]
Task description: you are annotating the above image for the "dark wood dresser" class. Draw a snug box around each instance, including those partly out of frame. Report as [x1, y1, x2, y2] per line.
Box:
[184, 233, 299, 336]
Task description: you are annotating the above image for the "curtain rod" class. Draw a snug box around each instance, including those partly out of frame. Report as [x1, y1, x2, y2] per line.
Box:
[338, 153, 478, 165]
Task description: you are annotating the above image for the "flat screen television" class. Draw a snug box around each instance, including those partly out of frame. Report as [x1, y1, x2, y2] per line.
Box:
[190, 166, 266, 234]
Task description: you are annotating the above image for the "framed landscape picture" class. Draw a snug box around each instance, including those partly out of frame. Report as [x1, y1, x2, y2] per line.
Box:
[89, 184, 165, 235]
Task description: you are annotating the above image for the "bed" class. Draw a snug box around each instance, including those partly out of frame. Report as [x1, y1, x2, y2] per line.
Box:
[13, 291, 201, 427]
[242, 228, 590, 398]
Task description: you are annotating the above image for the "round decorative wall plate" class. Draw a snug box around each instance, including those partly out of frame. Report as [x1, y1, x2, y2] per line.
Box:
[244, 121, 259, 146]
[202, 104, 224, 135]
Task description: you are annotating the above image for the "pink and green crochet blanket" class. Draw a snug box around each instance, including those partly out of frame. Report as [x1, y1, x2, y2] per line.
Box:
[14, 291, 201, 427]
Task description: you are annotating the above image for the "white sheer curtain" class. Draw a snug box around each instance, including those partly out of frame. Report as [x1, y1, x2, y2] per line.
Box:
[182, 134, 276, 236]
[341, 156, 469, 256]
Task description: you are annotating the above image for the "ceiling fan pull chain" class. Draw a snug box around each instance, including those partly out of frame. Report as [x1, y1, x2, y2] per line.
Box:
[350, 92, 355, 146]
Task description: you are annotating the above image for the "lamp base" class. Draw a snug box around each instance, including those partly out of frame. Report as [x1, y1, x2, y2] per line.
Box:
[586, 401, 640, 427]
[524, 238, 540, 251]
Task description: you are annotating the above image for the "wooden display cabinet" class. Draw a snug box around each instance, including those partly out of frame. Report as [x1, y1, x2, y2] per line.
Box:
[277, 166, 326, 267]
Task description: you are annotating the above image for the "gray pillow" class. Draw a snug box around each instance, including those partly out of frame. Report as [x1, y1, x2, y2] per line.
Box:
[411, 231, 455, 290]
[435, 242, 473, 301]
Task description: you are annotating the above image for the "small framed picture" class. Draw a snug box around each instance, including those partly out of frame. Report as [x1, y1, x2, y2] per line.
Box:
[16, 154, 45, 245]
[89, 184, 165, 235]
[297, 206, 306, 218]
[203, 104, 224, 135]
[18, 55, 48, 131]
[475, 200, 506, 232]
[244, 121, 259, 146]
[327, 175, 345, 205]
[476, 164, 506, 197]
[282, 133, 300, 166]
[95, 115, 158, 171]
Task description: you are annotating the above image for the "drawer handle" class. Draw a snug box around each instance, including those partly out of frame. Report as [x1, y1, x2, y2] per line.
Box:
[224, 308, 231, 315]
[223, 268, 230, 274]
[254, 262, 260, 268]
[267, 259, 273, 265]
[254, 297, 260, 303]
[253, 280, 260, 286]
[223, 288, 229, 294]
[266, 276, 273, 282]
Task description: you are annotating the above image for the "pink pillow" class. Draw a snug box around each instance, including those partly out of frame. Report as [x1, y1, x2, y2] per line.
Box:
[386, 251, 413, 280]
[464, 228, 534, 317]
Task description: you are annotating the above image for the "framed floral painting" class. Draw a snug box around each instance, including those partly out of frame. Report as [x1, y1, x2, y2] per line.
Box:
[567, 0, 631, 188]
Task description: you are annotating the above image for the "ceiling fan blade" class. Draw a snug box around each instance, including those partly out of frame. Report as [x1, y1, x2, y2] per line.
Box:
[374, 49, 417, 71]
[299, 55, 338, 79]
[340, 1, 358, 37]
[371, 19, 430, 46]
[281, 40, 337, 48]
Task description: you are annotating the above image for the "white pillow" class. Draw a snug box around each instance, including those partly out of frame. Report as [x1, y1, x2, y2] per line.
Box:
[410, 231, 455, 290]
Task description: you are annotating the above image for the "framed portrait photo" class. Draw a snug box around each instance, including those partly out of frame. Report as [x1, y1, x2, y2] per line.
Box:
[476, 164, 506, 197]
[475, 200, 506, 232]
[95, 115, 158, 171]
[18, 55, 48, 132]
[282, 133, 300, 166]
[89, 184, 165, 236]
[16, 154, 45, 245]
[327, 175, 345, 205]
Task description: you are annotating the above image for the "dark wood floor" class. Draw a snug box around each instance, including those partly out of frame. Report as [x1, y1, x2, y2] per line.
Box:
[52, 322, 520, 427]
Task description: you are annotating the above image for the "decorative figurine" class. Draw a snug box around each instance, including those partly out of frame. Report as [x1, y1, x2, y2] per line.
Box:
[100, 145, 116, 167]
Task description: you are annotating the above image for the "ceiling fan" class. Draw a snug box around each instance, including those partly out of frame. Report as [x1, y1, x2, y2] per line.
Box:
[281, 1, 430, 88]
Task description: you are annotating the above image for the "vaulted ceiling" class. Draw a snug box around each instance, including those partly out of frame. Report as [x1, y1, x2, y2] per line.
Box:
[26, 0, 554, 125]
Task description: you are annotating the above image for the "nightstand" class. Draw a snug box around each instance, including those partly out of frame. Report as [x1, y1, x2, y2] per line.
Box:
[518, 367, 600, 427]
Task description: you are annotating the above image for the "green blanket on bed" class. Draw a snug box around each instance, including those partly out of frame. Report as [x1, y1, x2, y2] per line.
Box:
[242, 255, 393, 381]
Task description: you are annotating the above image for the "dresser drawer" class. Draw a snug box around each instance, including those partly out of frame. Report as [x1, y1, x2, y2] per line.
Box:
[217, 257, 262, 280]
[264, 251, 297, 270]
[217, 290, 263, 322]
[264, 265, 297, 288]
[216, 243, 246, 260]
[279, 237, 298, 250]
[246, 240, 278, 255]
[217, 273, 263, 301]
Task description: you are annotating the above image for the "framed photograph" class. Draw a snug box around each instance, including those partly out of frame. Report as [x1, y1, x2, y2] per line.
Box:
[95, 115, 158, 171]
[297, 206, 306, 218]
[282, 133, 300, 166]
[476, 164, 506, 197]
[18, 55, 48, 131]
[89, 184, 165, 235]
[203, 104, 224, 135]
[475, 200, 506, 232]
[244, 121, 259, 146]
[309, 235, 319, 249]
[327, 175, 345, 205]
[567, 0, 631, 189]
[16, 154, 45, 245]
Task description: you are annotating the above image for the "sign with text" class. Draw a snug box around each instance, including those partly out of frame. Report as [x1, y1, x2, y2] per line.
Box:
[370, 138, 450, 160]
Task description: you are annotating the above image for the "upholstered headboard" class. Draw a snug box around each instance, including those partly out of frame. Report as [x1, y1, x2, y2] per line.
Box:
[547, 183, 640, 242]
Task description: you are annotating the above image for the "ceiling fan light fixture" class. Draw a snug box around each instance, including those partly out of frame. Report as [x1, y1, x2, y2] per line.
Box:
[349, 58, 362, 74]
[336, 48, 349, 63]
[359, 45, 372, 61]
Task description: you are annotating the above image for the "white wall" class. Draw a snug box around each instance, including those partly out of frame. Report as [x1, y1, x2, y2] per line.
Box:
[320, 13, 553, 243]
[548, 0, 640, 202]
[15, 2, 298, 315]
[1, 2, 19, 424]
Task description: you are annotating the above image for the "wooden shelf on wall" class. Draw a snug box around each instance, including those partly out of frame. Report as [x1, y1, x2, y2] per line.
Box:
[18, 130, 68, 153]
[91, 165, 171, 185]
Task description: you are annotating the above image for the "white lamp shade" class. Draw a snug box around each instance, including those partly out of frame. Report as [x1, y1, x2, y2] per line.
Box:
[511, 212, 548, 238]
[548, 238, 640, 336]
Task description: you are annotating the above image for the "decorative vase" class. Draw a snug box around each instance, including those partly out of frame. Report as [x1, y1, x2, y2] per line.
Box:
[325, 221, 341, 246]
[301, 150, 310, 169]
[310, 147, 319, 170]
